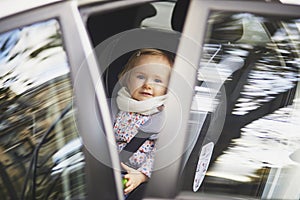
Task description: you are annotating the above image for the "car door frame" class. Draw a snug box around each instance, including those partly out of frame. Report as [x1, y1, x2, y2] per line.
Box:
[144, 0, 300, 199]
[0, 1, 123, 199]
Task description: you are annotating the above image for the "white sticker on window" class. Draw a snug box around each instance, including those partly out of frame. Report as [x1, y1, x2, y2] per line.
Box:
[193, 142, 214, 192]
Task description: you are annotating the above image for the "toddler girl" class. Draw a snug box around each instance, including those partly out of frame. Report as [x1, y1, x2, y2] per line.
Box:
[113, 48, 174, 199]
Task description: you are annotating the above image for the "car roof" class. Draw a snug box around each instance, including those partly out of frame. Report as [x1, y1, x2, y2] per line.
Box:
[2, 0, 299, 20]
[0, 0, 109, 20]
[0, 0, 63, 19]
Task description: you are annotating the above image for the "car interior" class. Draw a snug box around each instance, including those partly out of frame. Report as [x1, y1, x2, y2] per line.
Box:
[82, 1, 300, 198]
[83, 0, 190, 98]
[81, 0, 252, 198]
[82, 0, 264, 198]
[1, 0, 300, 199]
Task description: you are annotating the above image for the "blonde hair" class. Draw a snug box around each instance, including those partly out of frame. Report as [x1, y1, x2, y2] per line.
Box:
[118, 48, 175, 80]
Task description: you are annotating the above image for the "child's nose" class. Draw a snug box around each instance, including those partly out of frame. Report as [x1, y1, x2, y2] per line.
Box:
[142, 80, 152, 89]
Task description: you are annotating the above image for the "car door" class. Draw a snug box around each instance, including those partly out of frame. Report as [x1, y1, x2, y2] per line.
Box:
[143, 0, 300, 200]
[0, 1, 122, 199]
[76, 0, 300, 199]
[2, 0, 299, 199]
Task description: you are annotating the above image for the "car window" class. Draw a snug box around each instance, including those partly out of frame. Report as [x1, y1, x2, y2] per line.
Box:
[181, 10, 300, 200]
[0, 19, 86, 199]
[84, 0, 182, 98]
[82, 1, 188, 198]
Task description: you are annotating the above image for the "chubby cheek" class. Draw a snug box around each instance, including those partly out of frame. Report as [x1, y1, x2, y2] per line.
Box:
[127, 79, 141, 94]
[154, 85, 168, 96]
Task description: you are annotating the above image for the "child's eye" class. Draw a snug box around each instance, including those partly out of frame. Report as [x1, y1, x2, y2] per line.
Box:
[154, 79, 162, 83]
[136, 74, 145, 79]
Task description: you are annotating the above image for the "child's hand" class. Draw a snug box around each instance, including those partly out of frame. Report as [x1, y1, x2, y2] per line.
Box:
[121, 162, 148, 195]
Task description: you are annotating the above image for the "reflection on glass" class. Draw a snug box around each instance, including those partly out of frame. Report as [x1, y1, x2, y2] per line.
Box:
[0, 19, 86, 199]
[183, 12, 300, 199]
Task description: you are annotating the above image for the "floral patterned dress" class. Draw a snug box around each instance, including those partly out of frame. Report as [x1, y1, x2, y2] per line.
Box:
[113, 111, 156, 177]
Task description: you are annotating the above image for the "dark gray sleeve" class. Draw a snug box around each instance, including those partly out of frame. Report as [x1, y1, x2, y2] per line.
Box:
[139, 111, 166, 134]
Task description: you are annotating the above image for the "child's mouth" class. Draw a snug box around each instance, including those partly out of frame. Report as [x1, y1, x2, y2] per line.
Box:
[140, 92, 152, 96]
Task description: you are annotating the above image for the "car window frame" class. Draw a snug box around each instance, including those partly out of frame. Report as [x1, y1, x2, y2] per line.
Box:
[145, 0, 300, 199]
[0, 1, 123, 199]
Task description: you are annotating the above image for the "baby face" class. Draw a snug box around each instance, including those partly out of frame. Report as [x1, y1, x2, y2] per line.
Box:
[126, 55, 172, 101]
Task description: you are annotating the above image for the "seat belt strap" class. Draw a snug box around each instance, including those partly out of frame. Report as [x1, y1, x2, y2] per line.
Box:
[118, 111, 164, 166]
[119, 130, 153, 164]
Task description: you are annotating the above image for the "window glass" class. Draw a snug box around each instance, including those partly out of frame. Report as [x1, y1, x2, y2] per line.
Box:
[182, 12, 300, 199]
[0, 19, 86, 199]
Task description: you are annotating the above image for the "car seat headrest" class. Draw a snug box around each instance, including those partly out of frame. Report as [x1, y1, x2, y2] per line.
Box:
[87, 3, 156, 46]
[171, 0, 190, 32]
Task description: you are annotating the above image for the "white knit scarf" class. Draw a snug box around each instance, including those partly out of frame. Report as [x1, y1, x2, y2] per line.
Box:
[116, 87, 167, 115]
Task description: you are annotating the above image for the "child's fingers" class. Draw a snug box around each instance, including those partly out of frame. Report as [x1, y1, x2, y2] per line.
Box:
[124, 183, 135, 194]
[124, 173, 130, 180]
[125, 179, 131, 188]
[124, 187, 131, 195]
[121, 162, 131, 173]
[124, 175, 131, 185]
[123, 175, 137, 194]
[123, 179, 131, 194]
